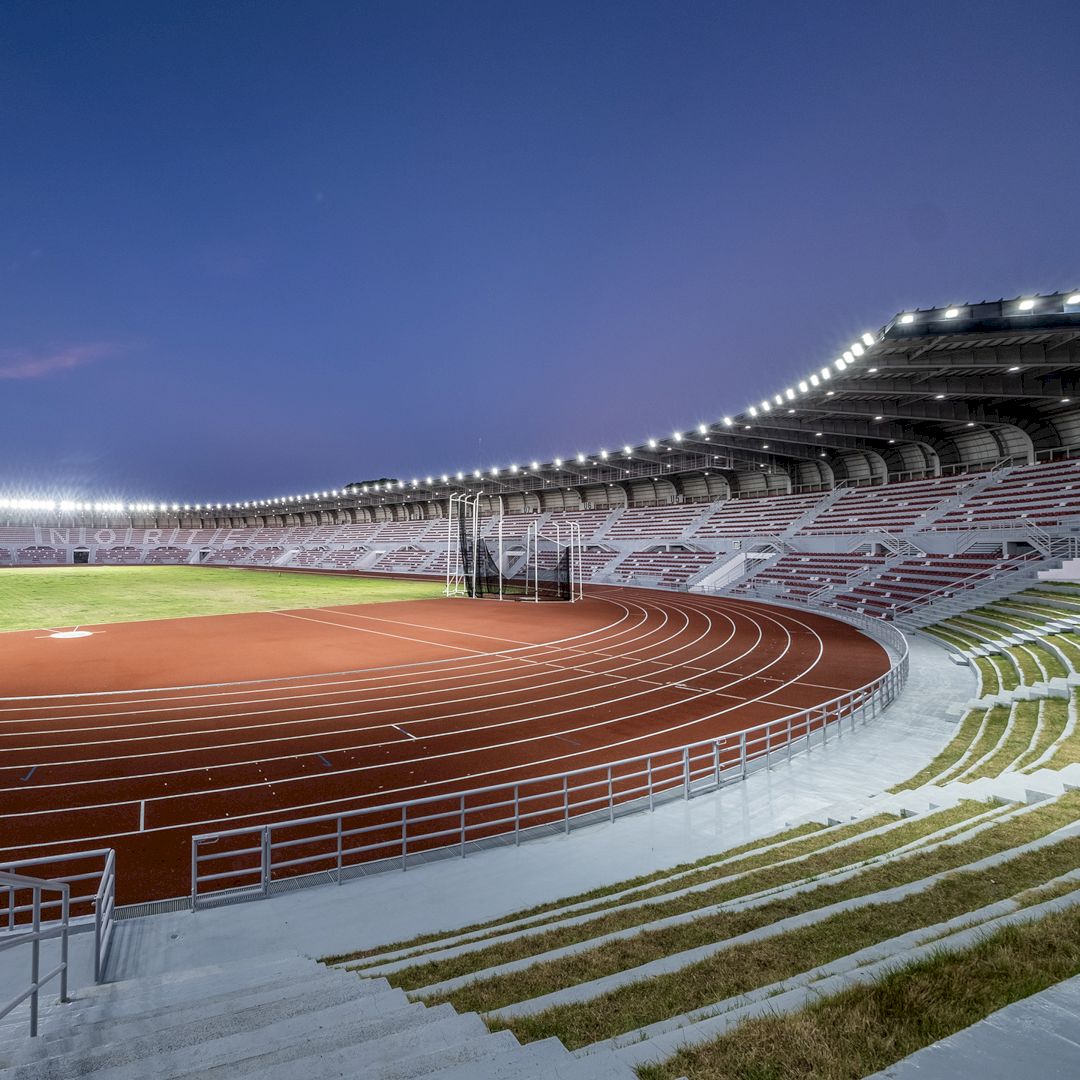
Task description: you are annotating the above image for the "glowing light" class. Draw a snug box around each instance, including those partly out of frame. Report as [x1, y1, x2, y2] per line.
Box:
[798, 381, 808, 393]
[900, 313, 915, 324]
[1018, 298, 1036, 311]
[861, 333, 875, 346]
[851, 342, 865, 357]
[1067, 294, 1080, 305]
[748, 406, 758, 417]
[944, 307, 960, 318]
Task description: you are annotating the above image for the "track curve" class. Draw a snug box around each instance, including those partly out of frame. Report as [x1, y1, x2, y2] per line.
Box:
[0, 586, 889, 902]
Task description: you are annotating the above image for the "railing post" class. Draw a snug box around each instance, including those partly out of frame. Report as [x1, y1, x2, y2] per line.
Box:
[30, 887, 39, 1037]
[261, 826, 271, 896]
[608, 768, 615, 822]
[713, 741, 721, 787]
[514, 784, 521, 845]
[335, 817, 343, 885]
[460, 794, 466, 858]
[806, 712, 812, 753]
[94, 892, 102, 982]
[400, 806, 408, 871]
[190, 839, 199, 913]
[563, 775, 570, 834]
[822, 708, 828, 745]
[647, 757, 654, 811]
[740, 731, 747, 779]
[682, 749, 691, 799]
[765, 726, 771, 770]
[787, 716, 793, 761]
[60, 888, 69, 1003]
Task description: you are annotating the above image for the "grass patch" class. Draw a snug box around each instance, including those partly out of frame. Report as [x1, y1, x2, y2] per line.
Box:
[969, 702, 1039, 779]
[1042, 694, 1080, 769]
[0, 565, 446, 631]
[1030, 643, 1069, 680]
[1007, 646, 1042, 685]
[1020, 698, 1070, 771]
[992, 652, 1020, 691]
[973, 656, 999, 696]
[1048, 634, 1080, 671]
[937, 707, 1011, 783]
[890, 710, 984, 792]
[503, 829, 1080, 1050]
[951, 616, 1008, 640]
[638, 901, 1080, 1080]
[406, 803, 991, 1005]
[985, 607, 1041, 630]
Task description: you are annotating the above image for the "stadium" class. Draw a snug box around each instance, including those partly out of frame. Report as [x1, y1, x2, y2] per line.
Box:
[4, 290, 1080, 1078]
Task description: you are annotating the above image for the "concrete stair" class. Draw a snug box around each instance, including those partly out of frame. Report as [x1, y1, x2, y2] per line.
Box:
[0, 954, 636, 1080]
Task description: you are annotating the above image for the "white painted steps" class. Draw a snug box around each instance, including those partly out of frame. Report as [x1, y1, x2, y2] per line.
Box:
[0, 954, 637, 1080]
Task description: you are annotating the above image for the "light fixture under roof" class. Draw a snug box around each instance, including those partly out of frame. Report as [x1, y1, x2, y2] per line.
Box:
[899, 313, 915, 324]
[1018, 298, 1036, 311]
[944, 307, 960, 318]
[861, 332, 875, 346]
[1067, 294, 1080, 305]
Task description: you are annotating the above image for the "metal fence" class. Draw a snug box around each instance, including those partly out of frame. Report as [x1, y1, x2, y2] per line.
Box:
[192, 615, 908, 909]
[0, 868, 70, 1037]
[1, 848, 117, 987]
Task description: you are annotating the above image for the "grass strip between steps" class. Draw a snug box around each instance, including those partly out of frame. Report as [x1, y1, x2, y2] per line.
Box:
[637, 902, 1080, 1080]
[404, 803, 989, 1003]
[1014, 699, 1066, 771]
[1007, 646, 1043, 685]
[1048, 633, 1080, 671]
[1043, 692, 1080, 769]
[890, 710, 984, 792]
[967, 701, 1039, 779]
[427, 796, 1078, 1017]
[322, 821, 825, 965]
[937, 706, 1010, 783]
[498, 822, 1080, 1050]
[1030, 642, 1069, 679]
[972, 655, 999, 695]
[992, 652, 1020, 691]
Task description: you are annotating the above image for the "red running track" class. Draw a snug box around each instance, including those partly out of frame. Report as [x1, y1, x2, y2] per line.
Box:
[0, 587, 888, 903]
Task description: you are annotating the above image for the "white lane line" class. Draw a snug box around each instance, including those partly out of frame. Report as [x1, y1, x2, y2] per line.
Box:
[392, 725, 417, 741]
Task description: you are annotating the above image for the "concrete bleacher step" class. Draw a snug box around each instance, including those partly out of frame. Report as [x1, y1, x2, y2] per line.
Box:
[0, 949, 639, 1080]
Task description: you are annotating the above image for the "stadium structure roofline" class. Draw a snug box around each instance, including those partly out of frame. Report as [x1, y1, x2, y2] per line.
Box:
[2, 291, 1079, 524]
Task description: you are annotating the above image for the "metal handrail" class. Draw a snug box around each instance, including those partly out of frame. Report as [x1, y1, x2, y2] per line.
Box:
[192, 615, 907, 908]
[1, 847, 117, 986]
[0, 869, 70, 1036]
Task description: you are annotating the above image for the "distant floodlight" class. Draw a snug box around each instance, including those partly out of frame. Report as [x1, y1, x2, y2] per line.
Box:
[577, 452, 586, 462]
[473, 470, 481, 478]
[1018, 298, 1036, 311]
[785, 387, 796, 399]
[554, 458, 563, 467]
[622, 446, 632, 455]
[861, 333, 875, 346]
[761, 400, 771, 411]
[944, 307, 960, 318]
[820, 367, 831, 380]
[1067, 294, 1080, 305]
[672, 432, 683, 441]
[600, 449, 609, 458]
[748, 406, 758, 417]
[530, 461, 539, 470]
[835, 358, 847, 371]
[899, 313, 915, 324]
[797, 381, 808, 393]
[774, 394, 783, 405]
[851, 342, 865, 357]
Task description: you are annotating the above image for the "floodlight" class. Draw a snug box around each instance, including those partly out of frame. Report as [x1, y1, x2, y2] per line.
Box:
[797, 381, 808, 393]
[748, 406, 758, 417]
[861, 333, 875, 346]
[577, 452, 586, 462]
[1067, 294, 1080, 305]
[1018, 298, 1036, 311]
[900, 314, 915, 324]
[944, 308, 959, 318]
[851, 343, 864, 357]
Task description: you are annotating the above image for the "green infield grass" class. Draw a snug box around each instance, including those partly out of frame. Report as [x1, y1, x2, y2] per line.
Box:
[0, 565, 446, 632]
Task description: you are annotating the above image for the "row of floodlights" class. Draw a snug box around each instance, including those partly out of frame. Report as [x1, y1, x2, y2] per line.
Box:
[338, 331, 879, 490]
[898, 294, 1080, 325]
[0, 330, 880, 513]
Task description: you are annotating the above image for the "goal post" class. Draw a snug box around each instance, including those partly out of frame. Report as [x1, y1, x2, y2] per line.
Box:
[446, 498, 582, 602]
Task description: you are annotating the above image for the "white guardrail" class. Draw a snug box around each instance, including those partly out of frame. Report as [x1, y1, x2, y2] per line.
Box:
[191, 613, 908, 910]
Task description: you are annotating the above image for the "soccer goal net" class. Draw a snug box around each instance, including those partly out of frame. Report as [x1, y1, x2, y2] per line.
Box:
[445, 494, 582, 602]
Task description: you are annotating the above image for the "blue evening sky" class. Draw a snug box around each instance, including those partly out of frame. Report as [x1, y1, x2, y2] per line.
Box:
[2, 0, 1078, 503]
